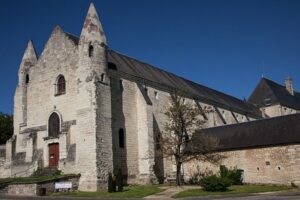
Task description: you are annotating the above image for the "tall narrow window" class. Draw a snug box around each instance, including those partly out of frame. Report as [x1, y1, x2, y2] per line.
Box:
[56, 75, 66, 95]
[101, 74, 105, 82]
[88, 45, 94, 57]
[119, 128, 125, 148]
[25, 74, 29, 84]
[48, 113, 60, 138]
[119, 80, 123, 91]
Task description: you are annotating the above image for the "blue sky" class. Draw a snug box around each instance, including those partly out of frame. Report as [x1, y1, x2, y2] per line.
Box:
[0, 0, 300, 114]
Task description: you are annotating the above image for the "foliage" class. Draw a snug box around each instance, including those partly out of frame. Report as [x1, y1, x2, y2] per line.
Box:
[0, 112, 13, 144]
[51, 185, 165, 198]
[116, 169, 123, 192]
[291, 182, 298, 188]
[200, 175, 232, 192]
[158, 92, 222, 185]
[188, 166, 213, 185]
[108, 172, 116, 193]
[220, 165, 243, 185]
[53, 170, 62, 176]
[173, 184, 294, 198]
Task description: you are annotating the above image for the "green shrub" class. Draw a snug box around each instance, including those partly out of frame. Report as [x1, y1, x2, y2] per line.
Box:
[291, 182, 298, 188]
[200, 175, 232, 192]
[53, 170, 62, 176]
[220, 165, 243, 185]
[116, 169, 123, 192]
[108, 172, 116, 193]
[188, 166, 213, 185]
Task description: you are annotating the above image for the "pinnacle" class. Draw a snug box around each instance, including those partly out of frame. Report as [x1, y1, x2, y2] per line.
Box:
[22, 39, 37, 63]
[80, 2, 107, 45]
[87, 2, 97, 15]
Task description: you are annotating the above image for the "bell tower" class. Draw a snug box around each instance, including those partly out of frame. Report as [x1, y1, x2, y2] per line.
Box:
[16, 40, 37, 127]
[76, 3, 113, 191]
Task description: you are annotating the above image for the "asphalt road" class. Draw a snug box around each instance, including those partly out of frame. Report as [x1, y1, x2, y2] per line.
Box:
[1, 193, 300, 200]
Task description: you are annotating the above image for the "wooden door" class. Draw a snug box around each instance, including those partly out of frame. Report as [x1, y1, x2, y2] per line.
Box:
[49, 143, 59, 168]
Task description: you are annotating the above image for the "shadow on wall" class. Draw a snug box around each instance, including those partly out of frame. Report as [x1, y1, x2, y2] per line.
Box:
[153, 115, 164, 184]
[111, 77, 128, 184]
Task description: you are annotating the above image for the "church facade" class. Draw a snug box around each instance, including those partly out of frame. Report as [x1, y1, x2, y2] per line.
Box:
[1, 3, 300, 191]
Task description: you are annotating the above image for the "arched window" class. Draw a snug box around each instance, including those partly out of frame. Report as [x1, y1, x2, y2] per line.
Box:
[119, 128, 125, 148]
[25, 74, 29, 84]
[48, 113, 60, 138]
[56, 75, 66, 95]
[88, 45, 94, 57]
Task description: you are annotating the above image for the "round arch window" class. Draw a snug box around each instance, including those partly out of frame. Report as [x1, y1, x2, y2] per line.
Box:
[48, 113, 60, 138]
[56, 75, 66, 95]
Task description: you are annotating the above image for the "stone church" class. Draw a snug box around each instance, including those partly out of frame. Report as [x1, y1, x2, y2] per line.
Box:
[1, 3, 300, 191]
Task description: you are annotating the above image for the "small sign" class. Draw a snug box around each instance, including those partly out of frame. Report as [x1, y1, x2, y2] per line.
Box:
[55, 182, 72, 189]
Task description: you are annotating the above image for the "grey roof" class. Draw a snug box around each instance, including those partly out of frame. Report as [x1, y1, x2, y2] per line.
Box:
[191, 113, 300, 151]
[107, 50, 262, 118]
[63, 31, 262, 118]
[248, 78, 300, 110]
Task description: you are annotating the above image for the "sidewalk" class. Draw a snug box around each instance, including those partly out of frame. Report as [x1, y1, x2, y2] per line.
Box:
[145, 186, 199, 199]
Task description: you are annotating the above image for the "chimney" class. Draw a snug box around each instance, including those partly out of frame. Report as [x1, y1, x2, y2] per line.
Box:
[285, 77, 294, 96]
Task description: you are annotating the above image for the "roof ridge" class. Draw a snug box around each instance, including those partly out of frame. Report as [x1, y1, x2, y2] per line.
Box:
[201, 112, 300, 131]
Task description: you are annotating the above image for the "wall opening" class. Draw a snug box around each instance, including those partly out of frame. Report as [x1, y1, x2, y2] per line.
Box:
[48, 113, 60, 138]
[119, 128, 125, 148]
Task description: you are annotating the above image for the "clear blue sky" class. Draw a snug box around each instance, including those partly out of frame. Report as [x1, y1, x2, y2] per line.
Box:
[1, 0, 300, 114]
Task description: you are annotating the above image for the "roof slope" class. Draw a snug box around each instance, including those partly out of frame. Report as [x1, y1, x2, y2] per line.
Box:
[191, 113, 300, 151]
[248, 78, 300, 110]
[107, 50, 261, 118]
[62, 32, 261, 118]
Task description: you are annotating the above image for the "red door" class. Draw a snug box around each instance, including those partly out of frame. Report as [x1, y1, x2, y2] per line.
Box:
[49, 143, 59, 168]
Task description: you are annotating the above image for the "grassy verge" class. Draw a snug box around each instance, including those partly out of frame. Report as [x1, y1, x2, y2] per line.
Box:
[0, 174, 79, 185]
[51, 185, 165, 198]
[173, 185, 294, 198]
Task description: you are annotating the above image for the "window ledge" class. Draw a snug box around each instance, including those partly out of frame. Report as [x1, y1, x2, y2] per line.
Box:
[55, 92, 66, 97]
[43, 136, 59, 141]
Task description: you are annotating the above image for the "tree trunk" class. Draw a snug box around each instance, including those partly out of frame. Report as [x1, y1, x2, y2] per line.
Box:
[176, 158, 182, 186]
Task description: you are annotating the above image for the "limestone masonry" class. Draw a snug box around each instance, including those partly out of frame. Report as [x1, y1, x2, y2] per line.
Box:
[1, 3, 300, 191]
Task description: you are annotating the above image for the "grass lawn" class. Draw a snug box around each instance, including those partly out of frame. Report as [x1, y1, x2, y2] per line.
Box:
[51, 185, 165, 198]
[173, 185, 294, 198]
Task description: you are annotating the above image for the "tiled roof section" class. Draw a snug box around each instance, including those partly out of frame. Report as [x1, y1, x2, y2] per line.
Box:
[248, 78, 300, 110]
[191, 113, 300, 151]
[63, 32, 261, 118]
[107, 50, 262, 118]
[64, 32, 79, 45]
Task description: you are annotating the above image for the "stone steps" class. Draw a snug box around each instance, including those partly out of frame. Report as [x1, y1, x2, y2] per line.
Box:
[32, 167, 60, 177]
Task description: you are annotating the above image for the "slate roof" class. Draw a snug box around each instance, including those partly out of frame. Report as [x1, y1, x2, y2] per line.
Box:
[63, 32, 262, 118]
[248, 78, 300, 110]
[107, 50, 262, 118]
[191, 113, 300, 151]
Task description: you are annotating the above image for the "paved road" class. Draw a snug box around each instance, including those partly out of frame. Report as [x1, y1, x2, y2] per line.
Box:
[1, 193, 300, 200]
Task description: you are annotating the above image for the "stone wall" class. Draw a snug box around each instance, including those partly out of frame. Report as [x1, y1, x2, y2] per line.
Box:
[7, 184, 37, 196]
[12, 25, 79, 177]
[262, 104, 299, 118]
[185, 144, 300, 185]
[108, 69, 260, 184]
[6, 176, 80, 196]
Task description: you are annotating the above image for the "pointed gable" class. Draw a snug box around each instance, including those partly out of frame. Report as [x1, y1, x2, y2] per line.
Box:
[80, 3, 107, 45]
[21, 40, 38, 67]
[249, 78, 300, 110]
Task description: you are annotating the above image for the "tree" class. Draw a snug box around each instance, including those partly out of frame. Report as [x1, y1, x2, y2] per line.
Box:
[158, 93, 222, 185]
[0, 112, 13, 144]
